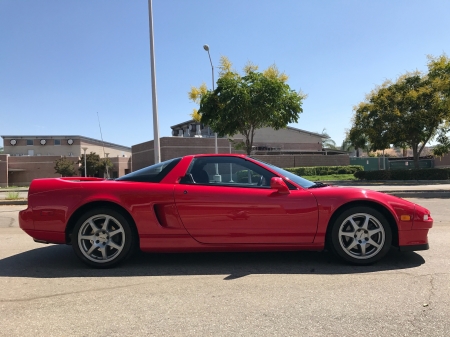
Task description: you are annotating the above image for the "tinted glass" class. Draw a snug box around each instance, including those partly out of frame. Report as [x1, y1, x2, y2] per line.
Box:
[116, 158, 181, 183]
[251, 158, 315, 188]
[185, 156, 276, 188]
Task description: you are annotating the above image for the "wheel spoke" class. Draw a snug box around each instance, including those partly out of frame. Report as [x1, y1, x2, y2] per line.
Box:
[346, 240, 358, 251]
[339, 230, 355, 238]
[86, 245, 97, 256]
[80, 234, 95, 241]
[88, 219, 100, 231]
[368, 228, 382, 237]
[101, 216, 111, 230]
[108, 241, 121, 250]
[349, 218, 359, 231]
[361, 215, 370, 230]
[109, 228, 124, 238]
[99, 247, 108, 260]
[368, 239, 380, 248]
[360, 243, 367, 256]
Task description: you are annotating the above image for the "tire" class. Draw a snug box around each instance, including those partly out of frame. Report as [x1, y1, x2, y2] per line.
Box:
[329, 206, 392, 265]
[72, 208, 136, 268]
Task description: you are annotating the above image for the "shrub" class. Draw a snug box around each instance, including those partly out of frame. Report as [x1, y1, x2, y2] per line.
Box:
[284, 165, 363, 176]
[354, 168, 449, 180]
[6, 192, 20, 200]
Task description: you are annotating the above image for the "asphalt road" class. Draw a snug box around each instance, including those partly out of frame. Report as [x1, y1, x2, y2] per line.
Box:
[0, 199, 448, 337]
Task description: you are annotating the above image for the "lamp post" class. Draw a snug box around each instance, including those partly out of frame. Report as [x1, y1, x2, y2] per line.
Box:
[105, 153, 110, 179]
[203, 44, 218, 154]
[82, 147, 88, 177]
[148, 0, 161, 163]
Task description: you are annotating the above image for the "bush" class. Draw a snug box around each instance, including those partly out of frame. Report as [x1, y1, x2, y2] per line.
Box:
[354, 168, 450, 180]
[284, 165, 363, 176]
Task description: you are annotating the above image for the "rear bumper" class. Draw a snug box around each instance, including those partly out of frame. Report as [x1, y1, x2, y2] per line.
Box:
[21, 229, 66, 244]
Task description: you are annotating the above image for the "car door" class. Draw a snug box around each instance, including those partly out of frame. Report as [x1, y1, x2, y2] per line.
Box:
[173, 156, 318, 244]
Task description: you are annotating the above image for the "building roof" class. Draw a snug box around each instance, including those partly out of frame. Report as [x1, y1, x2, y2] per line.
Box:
[1, 135, 131, 151]
[170, 120, 329, 138]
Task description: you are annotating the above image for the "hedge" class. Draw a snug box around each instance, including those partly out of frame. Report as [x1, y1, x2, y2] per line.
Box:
[354, 168, 450, 180]
[284, 165, 364, 176]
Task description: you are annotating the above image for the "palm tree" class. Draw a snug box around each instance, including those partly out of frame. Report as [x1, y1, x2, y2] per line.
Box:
[321, 128, 337, 149]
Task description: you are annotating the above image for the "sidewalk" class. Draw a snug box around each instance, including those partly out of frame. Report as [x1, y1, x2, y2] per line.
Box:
[332, 180, 450, 198]
[1, 181, 449, 205]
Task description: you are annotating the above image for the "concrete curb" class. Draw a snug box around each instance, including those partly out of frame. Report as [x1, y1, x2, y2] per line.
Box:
[383, 191, 450, 198]
[0, 200, 28, 205]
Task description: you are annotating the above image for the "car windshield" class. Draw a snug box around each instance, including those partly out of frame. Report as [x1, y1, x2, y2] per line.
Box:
[250, 158, 316, 188]
[116, 158, 181, 183]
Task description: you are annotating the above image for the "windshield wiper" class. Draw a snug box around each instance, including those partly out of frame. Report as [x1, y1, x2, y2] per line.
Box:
[308, 182, 329, 189]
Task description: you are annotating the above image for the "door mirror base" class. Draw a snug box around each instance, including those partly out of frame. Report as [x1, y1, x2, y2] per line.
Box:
[270, 177, 290, 194]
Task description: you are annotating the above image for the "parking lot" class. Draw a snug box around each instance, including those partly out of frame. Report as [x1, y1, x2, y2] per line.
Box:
[0, 199, 449, 337]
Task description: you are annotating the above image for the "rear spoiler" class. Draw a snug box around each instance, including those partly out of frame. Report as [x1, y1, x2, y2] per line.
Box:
[59, 177, 105, 182]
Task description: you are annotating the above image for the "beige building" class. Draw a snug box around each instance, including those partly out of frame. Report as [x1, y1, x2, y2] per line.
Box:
[1, 135, 131, 187]
[132, 121, 349, 170]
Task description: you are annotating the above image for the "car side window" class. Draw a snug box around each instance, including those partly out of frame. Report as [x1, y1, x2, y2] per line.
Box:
[185, 157, 275, 188]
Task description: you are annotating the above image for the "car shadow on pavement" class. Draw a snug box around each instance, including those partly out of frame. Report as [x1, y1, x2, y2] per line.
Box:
[0, 244, 425, 280]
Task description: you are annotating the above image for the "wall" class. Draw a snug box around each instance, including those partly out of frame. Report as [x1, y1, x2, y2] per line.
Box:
[0, 154, 8, 188]
[252, 154, 350, 168]
[132, 137, 349, 171]
[110, 157, 131, 178]
[132, 137, 243, 171]
[7, 156, 79, 187]
[434, 153, 450, 168]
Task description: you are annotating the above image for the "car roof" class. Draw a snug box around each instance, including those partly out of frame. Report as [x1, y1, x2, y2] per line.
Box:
[186, 154, 248, 159]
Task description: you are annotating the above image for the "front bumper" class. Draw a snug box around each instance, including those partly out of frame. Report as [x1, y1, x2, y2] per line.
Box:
[399, 243, 429, 252]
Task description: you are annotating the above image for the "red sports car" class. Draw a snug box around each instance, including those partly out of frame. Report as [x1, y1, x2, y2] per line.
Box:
[19, 154, 433, 268]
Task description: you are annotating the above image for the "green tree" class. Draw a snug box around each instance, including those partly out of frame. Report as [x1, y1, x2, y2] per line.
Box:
[189, 57, 306, 154]
[54, 157, 77, 177]
[347, 128, 371, 157]
[350, 62, 450, 168]
[433, 126, 450, 157]
[428, 54, 450, 158]
[0, 147, 4, 154]
[78, 152, 101, 177]
[98, 158, 114, 178]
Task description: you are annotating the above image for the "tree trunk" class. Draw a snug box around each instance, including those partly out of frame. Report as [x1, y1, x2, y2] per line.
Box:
[412, 144, 419, 169]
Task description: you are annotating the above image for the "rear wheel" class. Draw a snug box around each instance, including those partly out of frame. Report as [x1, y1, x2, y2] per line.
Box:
[329, 206, 392, 265]
[72, 208, 136, 268]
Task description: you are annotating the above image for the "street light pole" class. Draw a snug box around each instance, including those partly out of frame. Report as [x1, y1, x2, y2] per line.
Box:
[82, 147, 88, 177]
[105, 153, 110, 179]
[148, 0, 161, 163]
[203, 44, 218, 154]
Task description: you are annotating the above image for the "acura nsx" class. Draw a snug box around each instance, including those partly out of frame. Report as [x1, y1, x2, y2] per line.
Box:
[19, 154, 433, 268]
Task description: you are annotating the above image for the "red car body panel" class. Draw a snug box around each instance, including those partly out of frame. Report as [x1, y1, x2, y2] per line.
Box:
[19, 154, 433, 254]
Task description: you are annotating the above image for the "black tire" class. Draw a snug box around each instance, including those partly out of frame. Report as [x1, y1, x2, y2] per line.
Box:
[329, 206, 392, 265]
[72, 208, 136, 268]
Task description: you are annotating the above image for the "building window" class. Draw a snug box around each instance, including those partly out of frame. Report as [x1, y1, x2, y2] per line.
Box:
[26, 139, 33, 145]
[54, 139, 61, 145]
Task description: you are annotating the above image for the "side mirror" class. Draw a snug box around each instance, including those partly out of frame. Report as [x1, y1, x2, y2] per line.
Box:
[270, 177, 290, 194]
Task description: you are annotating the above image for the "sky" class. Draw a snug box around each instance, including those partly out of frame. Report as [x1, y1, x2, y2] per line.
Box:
[1, 0, 450, 149]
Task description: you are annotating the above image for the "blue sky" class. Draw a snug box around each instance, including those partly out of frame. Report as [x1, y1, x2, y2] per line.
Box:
[1, 0, 449, 148]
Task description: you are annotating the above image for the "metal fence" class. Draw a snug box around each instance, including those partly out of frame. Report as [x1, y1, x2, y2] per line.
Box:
[350, 157, 434, 171]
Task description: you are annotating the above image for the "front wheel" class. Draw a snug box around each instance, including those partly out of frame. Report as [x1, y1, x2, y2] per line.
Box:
[329, 207, 392, 265]
[72, 208, 136, 268]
